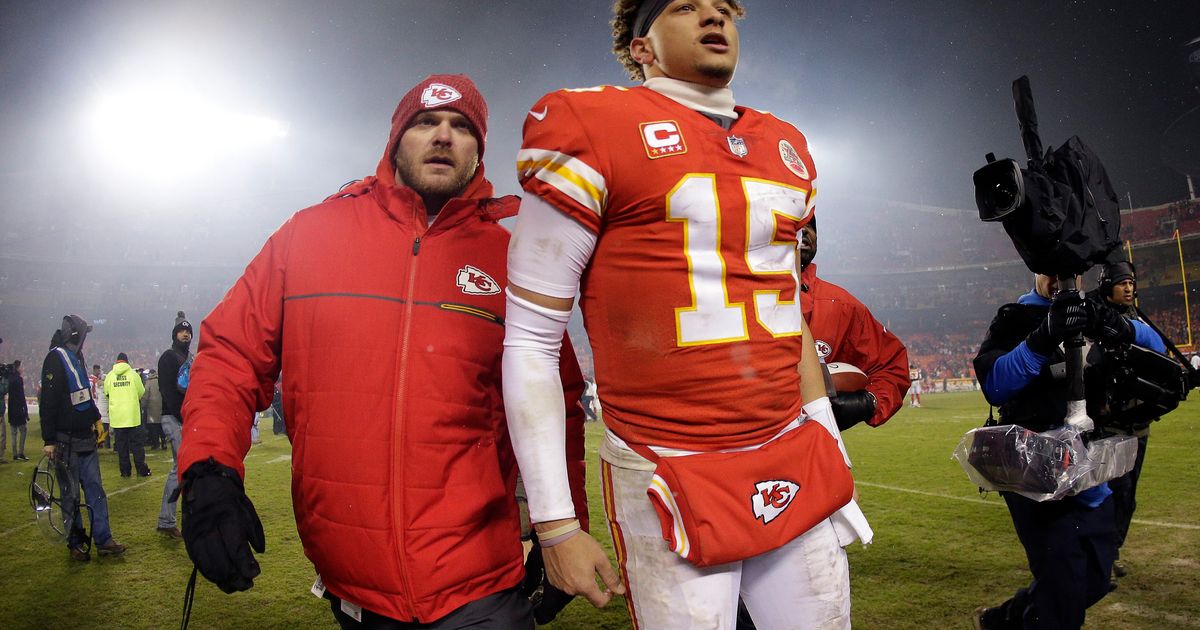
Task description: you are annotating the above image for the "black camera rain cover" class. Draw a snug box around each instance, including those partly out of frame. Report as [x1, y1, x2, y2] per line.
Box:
[1004, 136, 1122, 276]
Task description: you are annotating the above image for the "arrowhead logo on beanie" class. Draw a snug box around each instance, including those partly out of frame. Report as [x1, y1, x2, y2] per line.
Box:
[421, 83, 462, 108]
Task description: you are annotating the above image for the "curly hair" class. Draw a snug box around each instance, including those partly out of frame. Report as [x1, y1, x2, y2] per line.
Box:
[611, 0, 746, 81]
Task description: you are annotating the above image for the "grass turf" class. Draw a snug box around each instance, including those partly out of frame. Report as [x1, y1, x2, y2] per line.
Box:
[1, 392, 1196, 628]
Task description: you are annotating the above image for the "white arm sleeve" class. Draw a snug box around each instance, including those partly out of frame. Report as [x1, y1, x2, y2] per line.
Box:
[507, 194, 597, 299]
[503, 193, 597, 523]
[802, 396, 851, 467]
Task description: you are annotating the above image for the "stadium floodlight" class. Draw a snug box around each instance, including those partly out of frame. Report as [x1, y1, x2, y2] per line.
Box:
[84, 86, 288, 179]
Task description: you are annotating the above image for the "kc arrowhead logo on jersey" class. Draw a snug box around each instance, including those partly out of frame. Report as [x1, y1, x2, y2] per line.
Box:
[752, 479, 800, 524]
[456, 265, 500, 296]
[640, 120, 688, 159]
[421, 83, 462, 108]
[778, 140, 810, 179]
[815, 339, 832, 359]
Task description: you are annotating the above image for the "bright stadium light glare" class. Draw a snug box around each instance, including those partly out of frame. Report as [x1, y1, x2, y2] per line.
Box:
[83, 86, 288, 182]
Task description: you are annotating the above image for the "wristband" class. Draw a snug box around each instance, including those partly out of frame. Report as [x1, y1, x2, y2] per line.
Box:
[536, 519, 580, 540]
[539, 525, 583, 548]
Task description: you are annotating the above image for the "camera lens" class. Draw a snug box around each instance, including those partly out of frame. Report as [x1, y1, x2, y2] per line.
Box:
[974, 158, 1026, 222]
[986, 182, 1019, 213]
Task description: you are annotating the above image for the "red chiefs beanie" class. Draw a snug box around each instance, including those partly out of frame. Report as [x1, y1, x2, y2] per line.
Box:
[390, 74, 489, 156]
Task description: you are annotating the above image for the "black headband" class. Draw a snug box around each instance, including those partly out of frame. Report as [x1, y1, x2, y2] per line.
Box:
[632, 0, 673, 39]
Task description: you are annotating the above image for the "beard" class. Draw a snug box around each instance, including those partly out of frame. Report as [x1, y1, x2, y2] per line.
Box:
[395, 151, 478, 204]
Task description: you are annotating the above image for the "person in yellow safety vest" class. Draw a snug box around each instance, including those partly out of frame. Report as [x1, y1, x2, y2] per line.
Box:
[103, 353, 149, 478]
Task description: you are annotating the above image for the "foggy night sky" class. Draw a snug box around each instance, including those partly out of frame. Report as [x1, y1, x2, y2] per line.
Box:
[0, 0, 1197, 269]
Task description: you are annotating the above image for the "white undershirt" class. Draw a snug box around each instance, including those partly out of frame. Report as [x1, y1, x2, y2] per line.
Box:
[643, 77, 738, 120]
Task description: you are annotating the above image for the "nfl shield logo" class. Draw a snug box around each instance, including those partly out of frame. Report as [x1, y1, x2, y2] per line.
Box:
[727, 135, 748, 158]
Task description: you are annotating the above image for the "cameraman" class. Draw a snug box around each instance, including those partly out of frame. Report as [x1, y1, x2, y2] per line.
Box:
[971, 273, 1163, 630]
[1085, 261, 1166, 582]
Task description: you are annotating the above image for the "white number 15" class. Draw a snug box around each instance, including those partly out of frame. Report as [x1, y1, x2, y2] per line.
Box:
[666, 175, 813, 346]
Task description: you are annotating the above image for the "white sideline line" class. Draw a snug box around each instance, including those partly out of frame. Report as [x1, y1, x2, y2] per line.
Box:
[857, 481, 1004, 507]
[0, 521, 35, 538]
[1130, 518, 1200, 531]
[1106, 603, 1200, 627]
[858, 481, 1200, 530]
[0, 476, 160, 539]
[106, 476, 160, 497]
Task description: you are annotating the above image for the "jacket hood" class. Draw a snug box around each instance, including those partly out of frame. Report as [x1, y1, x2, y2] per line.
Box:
[111, 361, 133, 376]
[56, 314, 91, 352]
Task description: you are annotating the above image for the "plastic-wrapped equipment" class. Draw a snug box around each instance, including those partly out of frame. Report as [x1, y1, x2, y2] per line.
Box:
[952, 424, 1137, 502]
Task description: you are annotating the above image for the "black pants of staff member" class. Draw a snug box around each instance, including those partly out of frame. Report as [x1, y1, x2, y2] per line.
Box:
[113, 426, 149, 477]
[326, 586, 532, 630]
[980, 492, 1117, 630]
[145, 422, 166, 449]
[1109, 433, 1149, 551]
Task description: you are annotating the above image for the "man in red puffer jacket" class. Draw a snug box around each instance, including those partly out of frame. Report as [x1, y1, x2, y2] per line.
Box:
[177, 74, 588, 629]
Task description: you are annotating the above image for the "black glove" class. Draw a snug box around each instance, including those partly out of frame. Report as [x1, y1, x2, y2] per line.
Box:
[1087, 299, 1135, 344]
[181, 458, 266, 594]
[520, 537, 575, 625]
[1026, 290, 1088, 354]
[830, 390, 876, 431]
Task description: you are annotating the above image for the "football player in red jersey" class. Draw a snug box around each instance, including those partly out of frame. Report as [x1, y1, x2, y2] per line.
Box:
[799, 218, 910, 431]
[502, 1, 869, 627]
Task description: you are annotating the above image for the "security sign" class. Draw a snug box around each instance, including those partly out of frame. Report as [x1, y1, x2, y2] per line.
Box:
[640, 120, 688, 159]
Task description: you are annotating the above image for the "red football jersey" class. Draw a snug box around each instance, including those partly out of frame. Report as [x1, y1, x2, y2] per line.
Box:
[518, 85, 818, 450]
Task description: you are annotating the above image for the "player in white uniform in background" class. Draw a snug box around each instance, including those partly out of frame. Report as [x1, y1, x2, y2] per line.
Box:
[908, 365, 923, 407]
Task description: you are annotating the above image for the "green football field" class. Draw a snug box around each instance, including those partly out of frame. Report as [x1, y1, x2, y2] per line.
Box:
[1, 392, 1196, 629]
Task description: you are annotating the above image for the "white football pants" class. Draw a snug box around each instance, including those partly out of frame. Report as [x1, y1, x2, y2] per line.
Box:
[601, 453, 852, 630]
